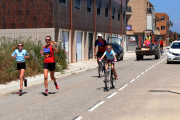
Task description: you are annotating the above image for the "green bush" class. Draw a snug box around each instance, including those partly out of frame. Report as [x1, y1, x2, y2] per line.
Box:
[0, 36, 68, 84]
[169, 38, 174, 43]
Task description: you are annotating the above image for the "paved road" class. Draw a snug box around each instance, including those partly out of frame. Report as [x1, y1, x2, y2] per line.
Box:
[1, 51, 180, 120]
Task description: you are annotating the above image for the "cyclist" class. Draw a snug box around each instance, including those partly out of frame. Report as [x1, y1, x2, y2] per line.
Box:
[11, 43, 29, 95]
[94, 33, 107, 64]
[160, 39, 164, 53]
[99, 44, 118, 80]
[40, 36, 59, 95]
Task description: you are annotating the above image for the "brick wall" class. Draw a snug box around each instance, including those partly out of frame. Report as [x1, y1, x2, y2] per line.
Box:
[127, 0, 149, 34]
[155, 13, 169, 35]
[0, 0, 126, 35]
[0, 0, 54, 29]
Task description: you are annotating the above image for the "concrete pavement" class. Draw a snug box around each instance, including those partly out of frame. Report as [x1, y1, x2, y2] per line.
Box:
[0, 52, 136, 94]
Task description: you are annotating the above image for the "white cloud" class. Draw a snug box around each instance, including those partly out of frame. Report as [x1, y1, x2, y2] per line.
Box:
[175, 20, 180, 23]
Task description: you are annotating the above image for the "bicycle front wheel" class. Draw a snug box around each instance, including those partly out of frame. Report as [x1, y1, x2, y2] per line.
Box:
[105, 70, 111, 91]
[111, 71, 116, 88]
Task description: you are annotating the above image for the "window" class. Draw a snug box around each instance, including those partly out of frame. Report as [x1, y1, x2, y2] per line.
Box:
[118, 10, 121, 21]
[112, 7, 115, 19]
[87, 0, 92, 12]
[161, 16, 165, 20]
[75, 0, 81, 9]
[59, 0, 67, 5]
[161, 26, 165, 30]
[97, 0, 101, 15]
[105, 4, 109, 17]
[123, 11, 125, 22]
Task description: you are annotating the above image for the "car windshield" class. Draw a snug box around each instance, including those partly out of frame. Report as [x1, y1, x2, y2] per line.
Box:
[111, 45, 119, 50]
[171, 42, 180, 49]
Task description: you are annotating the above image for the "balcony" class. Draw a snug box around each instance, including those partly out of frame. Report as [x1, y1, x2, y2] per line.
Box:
[147, 7, 154, 14]
[126, 6, 132, 16]
[167, 21, 173, 27]
[166, 30, 172, 34]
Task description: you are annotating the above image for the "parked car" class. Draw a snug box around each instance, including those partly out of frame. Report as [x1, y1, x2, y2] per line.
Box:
[167, 41, 180, 64]
[108, 43, 124, 61]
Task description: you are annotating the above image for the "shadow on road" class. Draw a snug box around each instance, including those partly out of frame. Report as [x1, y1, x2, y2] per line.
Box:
[97, 87, 117, 92]
[91, 76, 100, 78]
[166, 62, 180, 64]
[149, 90, 180, 95]
[134, 58, 156, 61]
[41, 92, 58, 96]
[11, 92, 27, 96]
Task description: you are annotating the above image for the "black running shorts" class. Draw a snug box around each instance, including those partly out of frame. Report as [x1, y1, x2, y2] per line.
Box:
[44, 62, 55, 71]
[17, 62, 26, 70]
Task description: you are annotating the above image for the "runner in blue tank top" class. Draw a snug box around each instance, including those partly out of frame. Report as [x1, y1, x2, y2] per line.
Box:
[12, 43, 29, 95]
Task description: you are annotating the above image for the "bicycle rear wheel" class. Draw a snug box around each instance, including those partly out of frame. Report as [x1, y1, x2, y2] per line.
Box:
[105, 70, 111, 91]
[98, 62, 103, 78]
[111, 71, 116, 88]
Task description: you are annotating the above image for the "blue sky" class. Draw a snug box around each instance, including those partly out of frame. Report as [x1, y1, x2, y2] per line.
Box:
[150, 0, 180, 33]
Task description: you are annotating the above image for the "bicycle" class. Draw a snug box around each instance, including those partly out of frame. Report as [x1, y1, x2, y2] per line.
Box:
[104, 61, 116, 91]
[98, 59, 105, 78]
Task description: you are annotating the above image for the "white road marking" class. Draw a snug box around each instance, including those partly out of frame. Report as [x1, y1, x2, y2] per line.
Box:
[74, 116, 83, 120]
[141, 72, 145, 75]
[107, 92, 118, 98]
[145, 69, 148, 72]
[149, 67, 152, 69]
[119, 84, 128, 90]
[152, 65, 155, 67]
[136, 75, 141, 78]
[88, 101, 105, 112]
[129, 79, 135, 83]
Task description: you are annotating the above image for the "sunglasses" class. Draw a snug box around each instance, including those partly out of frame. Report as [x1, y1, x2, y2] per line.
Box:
[107, 48, 111, 50]
[46, 39, 51, 41]
[18, 45, 23, 47]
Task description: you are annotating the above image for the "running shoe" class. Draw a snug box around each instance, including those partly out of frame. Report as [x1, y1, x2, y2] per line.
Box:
[24, 79, 27, 87]
[18, 91, 22, 95]
[115, 74, 118, 80]
[44, 91, 49, 96]
[54, 82, 59, 90]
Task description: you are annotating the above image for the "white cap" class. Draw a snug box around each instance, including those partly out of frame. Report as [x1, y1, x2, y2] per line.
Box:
[97, 33, 102, 37]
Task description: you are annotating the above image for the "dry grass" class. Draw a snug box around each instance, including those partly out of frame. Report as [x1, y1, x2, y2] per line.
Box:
[0, 36, 68, 84]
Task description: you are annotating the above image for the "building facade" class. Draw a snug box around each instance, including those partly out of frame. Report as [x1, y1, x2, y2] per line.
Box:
[155, 13, 173, 46]
[0, 0, 126, 63]
[126, 1, 160, 51]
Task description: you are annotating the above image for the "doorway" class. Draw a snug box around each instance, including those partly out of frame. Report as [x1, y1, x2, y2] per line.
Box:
[88, 33, 93, 59]
[76, 32, 82, 61]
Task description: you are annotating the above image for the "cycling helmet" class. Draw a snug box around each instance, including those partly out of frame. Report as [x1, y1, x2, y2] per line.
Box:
[97, 33, 102, 37]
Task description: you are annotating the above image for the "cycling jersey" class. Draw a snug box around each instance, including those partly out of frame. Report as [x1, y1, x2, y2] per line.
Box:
[11, 49, 29, 62]
[94, 39, 107, 53]
[104, 50, 115, 60]
[160, 40, 164, 45]
[44, 45, 55, 63]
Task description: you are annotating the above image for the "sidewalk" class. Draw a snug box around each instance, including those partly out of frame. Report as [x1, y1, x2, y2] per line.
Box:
[0, 52, 136, 94]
